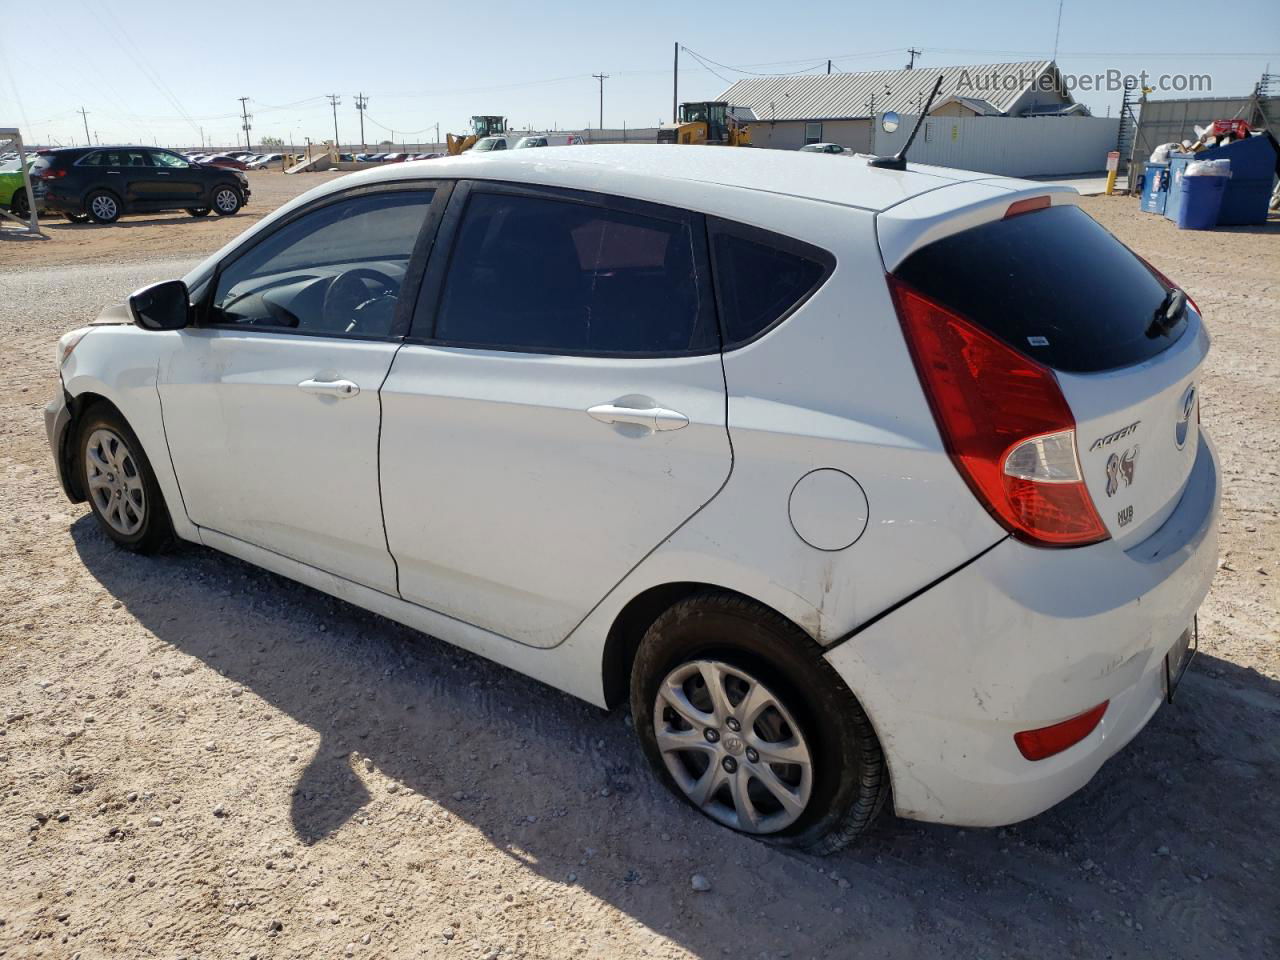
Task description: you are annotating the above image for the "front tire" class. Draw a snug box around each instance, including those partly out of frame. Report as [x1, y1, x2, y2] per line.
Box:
[78, 407, 173, 553]
[631, 594, 888, 855]
[211, 185, 242, 216]
[86, 190, 121, 224]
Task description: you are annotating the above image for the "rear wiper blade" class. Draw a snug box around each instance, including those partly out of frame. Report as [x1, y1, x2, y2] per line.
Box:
[1147, 288, 1186, 338]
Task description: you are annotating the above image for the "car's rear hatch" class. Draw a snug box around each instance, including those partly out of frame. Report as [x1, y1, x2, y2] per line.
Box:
[880, 186, 1207, 548]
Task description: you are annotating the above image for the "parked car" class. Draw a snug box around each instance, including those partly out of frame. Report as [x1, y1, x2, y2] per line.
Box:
[46, 147, 1217, 853]
[799, 142, 849, 155]
[30, 146, 249, 223]
[202, 154, 250, 171]
[514, 135, 585, 148]
[471, 135, 511, 151]
[0, 155, 35, 219]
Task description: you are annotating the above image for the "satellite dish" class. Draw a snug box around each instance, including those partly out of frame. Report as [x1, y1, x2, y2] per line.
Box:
[881, 111, 901, 133]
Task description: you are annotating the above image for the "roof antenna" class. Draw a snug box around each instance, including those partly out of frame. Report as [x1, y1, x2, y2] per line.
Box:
[868, 74, 944, 171]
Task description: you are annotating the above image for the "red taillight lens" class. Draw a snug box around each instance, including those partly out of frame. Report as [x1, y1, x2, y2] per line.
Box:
[888, 275, 1109, 547]
[40, 167, 68, 179]
[1014, 701, 1108, 760]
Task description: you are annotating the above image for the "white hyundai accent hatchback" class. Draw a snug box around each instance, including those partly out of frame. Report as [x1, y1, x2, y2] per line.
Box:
[46, 146, 1219, 853]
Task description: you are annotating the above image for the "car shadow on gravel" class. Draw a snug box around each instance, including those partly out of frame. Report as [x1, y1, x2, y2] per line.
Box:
[71, 517, 1280, 959]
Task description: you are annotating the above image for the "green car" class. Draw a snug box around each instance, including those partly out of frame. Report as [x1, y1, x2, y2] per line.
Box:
[0, 156, 35, 219]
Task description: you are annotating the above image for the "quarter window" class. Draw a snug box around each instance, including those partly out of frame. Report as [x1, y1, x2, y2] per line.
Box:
[209, 190, 435, 338]
[710, 221, 832, 347]
[432, 192, 716, 355]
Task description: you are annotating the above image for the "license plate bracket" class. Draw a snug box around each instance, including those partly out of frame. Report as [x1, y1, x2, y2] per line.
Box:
[1164, 617, 1198, 703]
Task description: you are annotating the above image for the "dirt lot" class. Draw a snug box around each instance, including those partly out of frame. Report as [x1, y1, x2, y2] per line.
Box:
[0, 170, 349, 268]
[1, 176, 1277, 959]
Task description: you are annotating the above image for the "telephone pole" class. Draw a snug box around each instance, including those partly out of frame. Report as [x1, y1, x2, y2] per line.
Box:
[354, 93, 369, 150]
[237, 97, 252, 149]
[327, 94, 341, 148]
[77, 107, 90, 146]
[672, 43, 679, 123]
[592, 73, 609, 132]
[906, 47, 922, 69]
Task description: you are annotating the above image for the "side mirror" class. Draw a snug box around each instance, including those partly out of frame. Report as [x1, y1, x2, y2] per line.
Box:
[881, 111, 901, 134]
[129, 280, 191, 331]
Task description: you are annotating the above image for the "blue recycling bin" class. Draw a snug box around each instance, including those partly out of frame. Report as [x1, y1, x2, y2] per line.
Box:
[1176, 171, 1228, 229]
[1141, 162, 1170, 215]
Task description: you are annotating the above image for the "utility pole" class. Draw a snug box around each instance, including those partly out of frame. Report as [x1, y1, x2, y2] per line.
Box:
[435, 122, 440, 149]
[327, 94, 341, 148]
[592, 73, 609, 132]
[906, 47, 921, 69]
[354, 93, 369, 150]
[672, 42, 679, 123]
[77, 107, 90, 145]
[238, 97, 252, 149]
[827, 59, 832, 75]
[1052, 0, 1064, 63]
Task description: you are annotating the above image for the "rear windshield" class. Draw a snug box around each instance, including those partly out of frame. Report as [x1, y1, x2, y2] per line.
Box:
[893, 204, 1183, 373]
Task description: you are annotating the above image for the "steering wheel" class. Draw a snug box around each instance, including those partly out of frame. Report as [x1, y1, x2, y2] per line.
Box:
[320, 267, 398, 334]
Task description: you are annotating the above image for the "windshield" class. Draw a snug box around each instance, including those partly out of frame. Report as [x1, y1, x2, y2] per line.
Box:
[473, 137, 505, 152]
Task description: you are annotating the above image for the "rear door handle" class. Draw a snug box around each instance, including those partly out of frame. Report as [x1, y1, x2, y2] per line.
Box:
[298, 378, 360, 398]
[588, 403, 689, 432]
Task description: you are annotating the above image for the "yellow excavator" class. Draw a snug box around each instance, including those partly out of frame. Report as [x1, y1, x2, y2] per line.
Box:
[657, 102, 752, 146]
[446, 116, 508, 155]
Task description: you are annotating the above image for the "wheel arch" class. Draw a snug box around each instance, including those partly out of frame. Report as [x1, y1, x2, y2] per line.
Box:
[59, 391, 127, 501]
[600, 581, 809, 709]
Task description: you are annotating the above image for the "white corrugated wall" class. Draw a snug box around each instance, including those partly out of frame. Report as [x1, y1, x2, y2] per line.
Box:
[867, 115, 1121, 177]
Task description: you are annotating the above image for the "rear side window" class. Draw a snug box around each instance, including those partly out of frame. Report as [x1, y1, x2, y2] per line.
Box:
[893, 204, 1181, 373]
[433, 191, 716, 355]
[710, 220, 833, 347]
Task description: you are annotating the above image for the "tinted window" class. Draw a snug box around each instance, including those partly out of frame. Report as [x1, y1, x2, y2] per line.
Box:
[893, 204, 1181, 373]
[78, 152, 104, 167]
[210, 190, 434, 337]
[711, 223, 830, 346]
[150, 151, 190, 169]
[433, 192, 715, 355]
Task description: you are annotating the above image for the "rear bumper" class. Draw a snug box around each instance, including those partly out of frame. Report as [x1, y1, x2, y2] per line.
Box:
[825, 433, 1220, 826]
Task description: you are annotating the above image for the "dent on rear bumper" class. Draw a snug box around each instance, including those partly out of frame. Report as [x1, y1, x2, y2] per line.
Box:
[825, 434, 1220, 826]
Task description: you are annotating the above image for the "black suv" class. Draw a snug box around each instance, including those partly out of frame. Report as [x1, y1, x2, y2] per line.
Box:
[31, 146, 250, 224]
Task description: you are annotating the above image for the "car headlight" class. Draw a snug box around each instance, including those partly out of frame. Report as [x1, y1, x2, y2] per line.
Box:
[58, 328, 90, 368]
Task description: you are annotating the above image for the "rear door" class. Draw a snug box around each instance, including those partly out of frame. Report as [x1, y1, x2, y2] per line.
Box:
[888, 198, 1208, 546]
[379, 182, 731, 648]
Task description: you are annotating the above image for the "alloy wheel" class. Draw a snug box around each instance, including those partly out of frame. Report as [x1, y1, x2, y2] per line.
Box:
[214, 188, 238, 213]
[84, 428, 146, 536]
[654, 659, 813, 834]
[91, 195, 118, 220]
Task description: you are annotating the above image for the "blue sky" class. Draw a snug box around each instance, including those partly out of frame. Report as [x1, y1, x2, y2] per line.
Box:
[1, 0, 1275, 148]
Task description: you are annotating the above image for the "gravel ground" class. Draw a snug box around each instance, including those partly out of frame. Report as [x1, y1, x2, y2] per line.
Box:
[0, 185, 1277, 960]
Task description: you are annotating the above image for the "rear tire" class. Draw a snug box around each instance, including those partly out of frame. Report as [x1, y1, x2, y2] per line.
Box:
[185, 207, 211, 217]
[86, 190, 121, 224]
[64, 211, 91, 223]
[631, 593, 888, 855]
[10, 190, 29, 219]
[77, 406, 174, 554]
[211, 185, 242, 216]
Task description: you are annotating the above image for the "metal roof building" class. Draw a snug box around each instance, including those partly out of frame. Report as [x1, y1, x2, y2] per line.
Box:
[718, 60, 1077, 123]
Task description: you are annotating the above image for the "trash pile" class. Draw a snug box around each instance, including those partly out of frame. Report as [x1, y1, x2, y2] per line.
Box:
[1140, 119, 1279, 229]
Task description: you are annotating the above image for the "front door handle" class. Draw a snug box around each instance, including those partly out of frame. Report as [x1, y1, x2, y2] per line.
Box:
[587, 403, 689, 432]
[298, 378, 360, 398]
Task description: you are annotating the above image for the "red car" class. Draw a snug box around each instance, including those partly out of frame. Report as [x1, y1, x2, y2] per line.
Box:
[201, 154, 249, 171]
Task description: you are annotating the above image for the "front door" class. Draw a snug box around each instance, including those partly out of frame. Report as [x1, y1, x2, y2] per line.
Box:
[380, 184, 731, 647]
[159, 185, 440, 592]
[146, 149, 204, 204]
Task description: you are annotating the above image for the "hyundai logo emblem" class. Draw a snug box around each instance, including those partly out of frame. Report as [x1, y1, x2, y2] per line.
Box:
[1175, 383, 1196, 450]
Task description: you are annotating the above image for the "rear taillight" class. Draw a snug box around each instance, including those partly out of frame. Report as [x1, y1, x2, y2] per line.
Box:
[1014, 701, 1108, 760]
[888, 275, 1109, 547]
[39, 167, 68, 180]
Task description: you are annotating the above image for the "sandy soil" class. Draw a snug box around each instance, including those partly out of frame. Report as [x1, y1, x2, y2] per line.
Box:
[0, 182, 1277, 959]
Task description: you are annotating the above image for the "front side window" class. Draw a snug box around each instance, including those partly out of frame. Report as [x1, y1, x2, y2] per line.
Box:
[209, 190, 435, 338]
[150, 151, 190, 169]
[432, 191, 715, 355]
